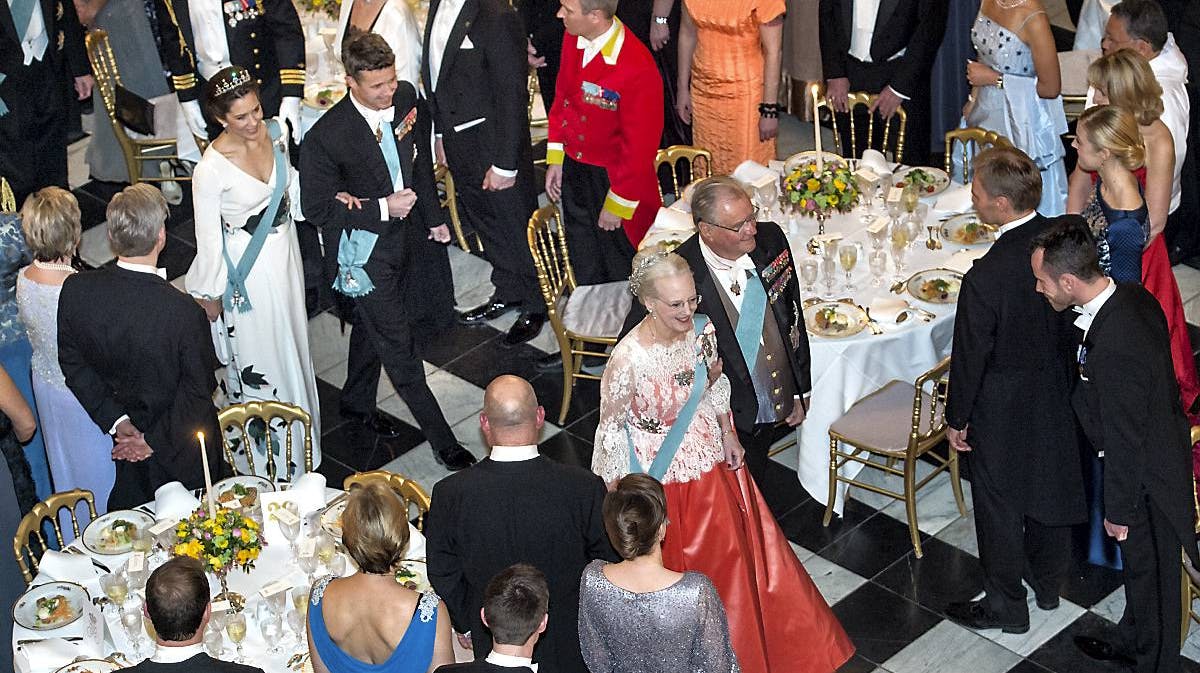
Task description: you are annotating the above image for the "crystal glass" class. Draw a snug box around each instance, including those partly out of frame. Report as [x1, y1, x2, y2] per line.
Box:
[278, 503, 301, 556]
[120, 599, 146, 658]
[868, 250, 888, 287]
[838, 244, 858, 292]
[799, 258, 819, 294]
[292, 586, 309, 617]
[329, 553, 347, 578]
[226, 612, 248, 663]
[886, 198, 903, 225]
[265, 588, 288, 618]
[257, 603, 284, 655]
[287, 609, 306, 647]
[867, 225, 887, 251]
[100, 572, 129, 614]
[131, 528, 154, 554]
[907, 215, 924, 249]
[820, 257, 838, 295]
[297, 552, 319, 583]
[901, 183, 920, 214]
[315, 534, 336, 568]
[203, 624, 224, 658]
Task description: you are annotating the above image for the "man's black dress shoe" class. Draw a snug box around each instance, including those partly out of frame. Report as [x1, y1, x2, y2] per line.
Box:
[1073, 635, 1137, 667]
[535, 351, 564, 371]
[1035, 594, 1060, 611]
[945, 600, 1029, 634]
[434, 444, 478, 471]
[341, 409, 403, 438]
[458, 299, 520, 325]
[503, 312, 546, 346]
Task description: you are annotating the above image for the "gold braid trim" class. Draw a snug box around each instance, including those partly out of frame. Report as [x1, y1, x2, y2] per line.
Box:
[161, 0, 196, 69]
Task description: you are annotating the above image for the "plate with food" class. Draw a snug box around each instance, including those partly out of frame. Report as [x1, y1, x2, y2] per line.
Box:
[12, 581, 87, 631]
[320, 499, 348, 540]
[395, 559, 430, 592]
[53, 660, 122, 673]
[940, 213, 995, 246]
[81, 510, 154, 555]
[894, 166, 951, 196]
[907, 269, 964, 304]
[210, 475, 274, 510]
[803, 301, 869, 338]
[302, 85, 346, 110]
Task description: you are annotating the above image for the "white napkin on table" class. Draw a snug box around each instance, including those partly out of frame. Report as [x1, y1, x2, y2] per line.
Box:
[640, 207, 696, 251]
[290, 472, 328, 514]
[859, 149, 894, 177]
[35, 550, 95, 581]
[15, 638, 85, 673]
[869, 297, 911, 324]
[732, 160, 777, 189]
[154, 481, 200, 521]
[944, 248, 988, 274]
[933, 183, 973, 214]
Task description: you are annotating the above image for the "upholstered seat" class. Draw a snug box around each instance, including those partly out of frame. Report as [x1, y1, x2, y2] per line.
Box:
[828, 381, 935, 454]
[560, 281, 631, 339]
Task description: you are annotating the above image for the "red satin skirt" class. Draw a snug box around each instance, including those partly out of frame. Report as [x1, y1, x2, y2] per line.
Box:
[660, 466, 856, 673]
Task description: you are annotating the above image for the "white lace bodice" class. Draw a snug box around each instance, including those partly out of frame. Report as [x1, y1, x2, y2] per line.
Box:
[593, 320, 731, 484]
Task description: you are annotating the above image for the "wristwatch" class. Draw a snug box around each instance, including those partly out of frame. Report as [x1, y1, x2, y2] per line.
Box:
[653, 15, 669, 24]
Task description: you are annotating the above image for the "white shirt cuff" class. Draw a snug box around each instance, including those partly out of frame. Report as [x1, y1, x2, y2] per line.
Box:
[109, 414, 130, 435]
[490, 166, 518, 178]
[379, 198, 389, 221]
[887, 86, 910, 101]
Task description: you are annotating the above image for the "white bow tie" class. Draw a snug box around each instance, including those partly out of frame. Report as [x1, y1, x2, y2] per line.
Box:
[369, 106, 395, 128]
[1072, 305, 1092, 332]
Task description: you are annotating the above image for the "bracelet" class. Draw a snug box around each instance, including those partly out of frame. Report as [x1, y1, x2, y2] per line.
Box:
[653, 15, 668, 25]
[995, 74, 1004, 89]
[758, 102, 780, 118]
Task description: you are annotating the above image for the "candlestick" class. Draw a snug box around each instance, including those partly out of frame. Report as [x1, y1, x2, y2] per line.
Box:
[198, 431, 216, 518]
[811, 83, 824, 173]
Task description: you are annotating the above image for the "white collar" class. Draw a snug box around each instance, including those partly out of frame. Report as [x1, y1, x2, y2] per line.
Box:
[350, 91, 395, 127]
[489, 445, 539, 462]
[116, 260, 167, 279]
[576, 18, 623, 66]
[995, 211, 1037, 238]
[1072, 278, 1116, 335]
[697, 236, 755, 275]
[151, 643, 205, 663]
[486, 651, 537, 671]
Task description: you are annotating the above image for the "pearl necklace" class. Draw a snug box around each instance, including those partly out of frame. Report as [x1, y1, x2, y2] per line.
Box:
[32, 259, 76, 274]
[993, 0, 1030, 9]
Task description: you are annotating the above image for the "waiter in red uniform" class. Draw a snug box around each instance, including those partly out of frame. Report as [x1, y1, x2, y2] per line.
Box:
[545, 0, 664, 285]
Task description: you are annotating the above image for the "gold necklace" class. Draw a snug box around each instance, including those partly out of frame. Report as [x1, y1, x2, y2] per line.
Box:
[993, 0, 1030, 10]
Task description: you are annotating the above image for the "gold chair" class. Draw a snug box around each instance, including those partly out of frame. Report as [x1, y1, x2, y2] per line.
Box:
[527, 204, 628, 423]
[528, 67, 548, 129]
[822, 357, 965, 557]
[436, 164, 481, 252]
[943, 127, 1015, 183]
[816, 91, 907, 163]
[13, 489, 98, 585]
[85, 30, 189, 185]
[1, 177, 15, 213]
[343, 469, 432, 531]
[654, 145, 713, 203]
[1181, 426, 1200, 645]
[217, 401, 314, 482]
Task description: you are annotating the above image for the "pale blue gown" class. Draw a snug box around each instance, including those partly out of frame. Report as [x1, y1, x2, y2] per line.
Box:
[959, 12, 1069, 215]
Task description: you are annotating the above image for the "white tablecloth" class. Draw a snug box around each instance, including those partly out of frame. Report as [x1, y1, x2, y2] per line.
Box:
[13, 488, 426, 673]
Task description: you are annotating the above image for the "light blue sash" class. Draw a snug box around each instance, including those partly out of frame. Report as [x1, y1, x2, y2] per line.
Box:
[734, 270, 769, 374]
[222, 119, 286, 313]
[332, 229, 378, 297]
[628, 315, 711, 481]
[379, 120, 401, 187]
[0, 73, 8, 117]
[9, 0, 38, 53]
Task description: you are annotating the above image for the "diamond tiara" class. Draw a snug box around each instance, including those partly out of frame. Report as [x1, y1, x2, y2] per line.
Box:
[212, 68, 253, 98]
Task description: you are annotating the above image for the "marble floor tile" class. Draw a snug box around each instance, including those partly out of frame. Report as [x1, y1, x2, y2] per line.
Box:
[882, 620, 1022, 673]
[932, 509, 979, 557]
[1182, 620, 1200, 663]
[316, 356, 435, 394]
[376, 369, 485, 430]
[307, 311, 351, 377]
[803, 552, 868, 606]
[1088, 587, 1124, 624]
[879, 471, 973, 537]
[78, 220, 115, 269]
[1174, 264, 1200, 306]
[832, 582, 943, 663]
[791, 541, 815, 563]
[68, 135, 90, 190]
[976, 592, 1087, 657]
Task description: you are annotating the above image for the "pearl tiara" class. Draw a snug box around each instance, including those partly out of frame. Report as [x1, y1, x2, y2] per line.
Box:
[212, 67, 252, 98]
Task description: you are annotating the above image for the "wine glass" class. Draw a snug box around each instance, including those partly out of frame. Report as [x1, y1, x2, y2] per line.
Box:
[838, 244, 858, 292]
[132, 528, 154, 554]
[266, 588, 288, 619]
[799, 258, 819, 294]
[901, 183, 920, 216]
[287, 609, 306, 648]
[257, 603, 284, 655]
[315, 534, 336, 569]
[820, 256, 838, 295]
[868, 250, 888, 287]
[329, 552, 347, 578]
[292, 586, 310, 618]
[277, 502, 301, 556]
[297, 551, 319, 584]
[867, 225, 887, 251]
[100, 572, 129, 615]
[225, 612, 248, 663]
[886, 198, 903, 226]
[890, 226, 909, 278]
[120, 595, 146, 658]
[203, 624, 224, 658]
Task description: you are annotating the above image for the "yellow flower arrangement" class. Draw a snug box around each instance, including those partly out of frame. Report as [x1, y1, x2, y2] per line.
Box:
[783, 160, 861, 218]
[172, 507, 264, 576]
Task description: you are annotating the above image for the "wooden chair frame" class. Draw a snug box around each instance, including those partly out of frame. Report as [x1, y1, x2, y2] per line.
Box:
[217, 400, 314, 482]
[1, 177, 14, 213]
[943, 127, 1015, 183]
[85, 30, 189, 185]
[14, 489, 97, 584]
[343, 469, 432, 531]
[654, 145, 713, 203]
[436, 164, 481, 252]
[527, 204, 617, 423]
[823, 357, 965, 557]
[814, 91, 907, 164]
[1181, 426, 1200, 645]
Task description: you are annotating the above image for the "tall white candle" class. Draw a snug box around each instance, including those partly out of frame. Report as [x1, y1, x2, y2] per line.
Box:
[811, 83, 825, 172]
[198, 431, 216, 518]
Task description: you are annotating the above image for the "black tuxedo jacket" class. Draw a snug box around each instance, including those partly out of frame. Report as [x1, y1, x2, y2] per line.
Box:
[57, 266, 221, 496]
[0, 0, 88, 83]
[437, 662, 534, 673]
[1070, 283, 1200, 564]
[426, 456, 617, 673]
[622, 223, 811, 433]
[945, 216, 1085, 525]
[123, 652, 263, 673]
[154, 0, 305, 112]
[421, 0, 529, 172]
[300, 82, 440, 240]
[817, 0, 948, 95]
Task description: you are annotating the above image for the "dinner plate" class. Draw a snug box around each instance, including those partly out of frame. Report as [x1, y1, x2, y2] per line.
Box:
[395, 559, 430, 592]
[81, 510, 155, 556]
[208, 475, 274, 510]
[893, 166, 951, 196]
[320, 500, 348, 540]
[940, 213, 995, 246]
[52, 660, 121, 673]
[302, 85, 346, 110]
[907, 269, 964, 304]
[12, 581, 88, 631]
[803, 301, 869, 338]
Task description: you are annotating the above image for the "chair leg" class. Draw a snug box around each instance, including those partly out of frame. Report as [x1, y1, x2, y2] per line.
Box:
[1183, 567, 1192, 648]
[904, 456, 923, 558]
[948, 448, 968, 516]
[557, 344, 574, 425]
[823, 437, 839, 526]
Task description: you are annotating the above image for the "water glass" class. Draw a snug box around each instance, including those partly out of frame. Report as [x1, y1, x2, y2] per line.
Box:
[257, 603, 284, 655]
[100, 572, 129, 614]
[120, 601, 146, 658]
[329, 553, 347, 578]
[867, 225, 887, 251]
[838, 244, 858, 292]
[799, 258, 819, 294]
[820, 257, 838, 295]
[297, 552, 319, 583]
[203, 624, 224, 658]
[287, 609, 306, 647]
[868, 250, 888, 287]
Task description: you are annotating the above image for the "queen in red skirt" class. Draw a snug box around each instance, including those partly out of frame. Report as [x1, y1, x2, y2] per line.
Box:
[593, 250, 855, 673]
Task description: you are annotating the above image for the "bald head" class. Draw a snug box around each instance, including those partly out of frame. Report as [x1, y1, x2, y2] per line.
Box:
[481, 376, 544, 447]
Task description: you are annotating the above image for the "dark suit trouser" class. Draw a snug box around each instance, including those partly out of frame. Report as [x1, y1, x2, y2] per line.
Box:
[339, 236, 458, 451]
[0, 55, 70, 205]
[1116, 495, 1184, 673]
[739, 422, 794, 490]
[561, 157, 636, 286]
[970, 453, 1071, 623]
[443, 126, 542, 309]
[839, 57, 931, 167]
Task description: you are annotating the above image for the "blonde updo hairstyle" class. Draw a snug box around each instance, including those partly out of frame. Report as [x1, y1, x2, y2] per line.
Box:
[1077, 105, 1146, 172]
[1087, 49, 1164, 126]
[602, 474, 667, 560]
[628, 247, 691, 304]
[341, 481, 411, 575]
[19, 187, 81, 263]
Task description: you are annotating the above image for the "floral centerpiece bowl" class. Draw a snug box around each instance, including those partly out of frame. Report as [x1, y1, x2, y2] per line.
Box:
[782, 160, 861, 234]
[172, 507, 264, 611]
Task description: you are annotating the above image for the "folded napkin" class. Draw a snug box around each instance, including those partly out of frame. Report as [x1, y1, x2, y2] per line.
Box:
[36, 550, 95, 581]
[859, 149, 894, 177]
[869, 297, 911, 325]
[154, 481, 200, 521]
[732, 160, 777, 189]
[640, 207, 696, 251]
[15, 638, 85, 673]
[289, 472, 328, 513]
[944, 248, 988, 274]
[933, 182, 973, 215]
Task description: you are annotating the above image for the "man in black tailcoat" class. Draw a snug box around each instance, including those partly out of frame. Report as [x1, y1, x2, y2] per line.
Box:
[943, 148, 1086, 634]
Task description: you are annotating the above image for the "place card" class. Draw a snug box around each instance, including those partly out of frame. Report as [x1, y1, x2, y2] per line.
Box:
[812, 233, 843, 245]
[259, 579, 290, 599]
[853, 167, 879, 186]
[298, 537, 316, 558]
[149, 519, 177, 537]
[127, 552, 145, 574]
[886, 186, 904, 205]
[211, 600, 233, 614]
[868, 216, 890, 234]
[273, 507, 300, 526]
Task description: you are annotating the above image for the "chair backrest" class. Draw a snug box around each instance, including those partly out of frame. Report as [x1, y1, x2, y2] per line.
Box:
[943, 127, 1014, 183]
[436, 164, 473, 252]
[217, 401, 314, 482]
[342, 470, 432, 531]
[818, 92, 907, 163]
[84, 31, 138, 183]
[527, 204, 576, 318]
[0, 177, 14, 213]
[1191, 425, 1200, 533]
[13, 489, 97, 584]
[528, 67, 547, 128]
[654, 145, 713, 202]
[907, 357, 952, 453]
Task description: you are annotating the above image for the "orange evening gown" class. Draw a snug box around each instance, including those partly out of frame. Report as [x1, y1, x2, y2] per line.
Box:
[684, 0, 786, 174]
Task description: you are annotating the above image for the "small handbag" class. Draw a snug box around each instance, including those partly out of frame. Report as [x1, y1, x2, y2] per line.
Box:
[114, 85, 155, 136]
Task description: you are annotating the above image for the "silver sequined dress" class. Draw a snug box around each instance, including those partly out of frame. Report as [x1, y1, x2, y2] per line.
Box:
[578, 560, 740, 673]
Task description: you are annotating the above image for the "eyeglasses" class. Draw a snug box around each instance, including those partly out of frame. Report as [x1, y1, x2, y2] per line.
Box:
[704, 213, 757, 233]
[654, 295, 702, 311]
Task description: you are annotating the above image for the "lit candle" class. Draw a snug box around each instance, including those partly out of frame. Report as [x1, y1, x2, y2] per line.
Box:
[198, 431, 216, 518]
[811, 83, 824, 173]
